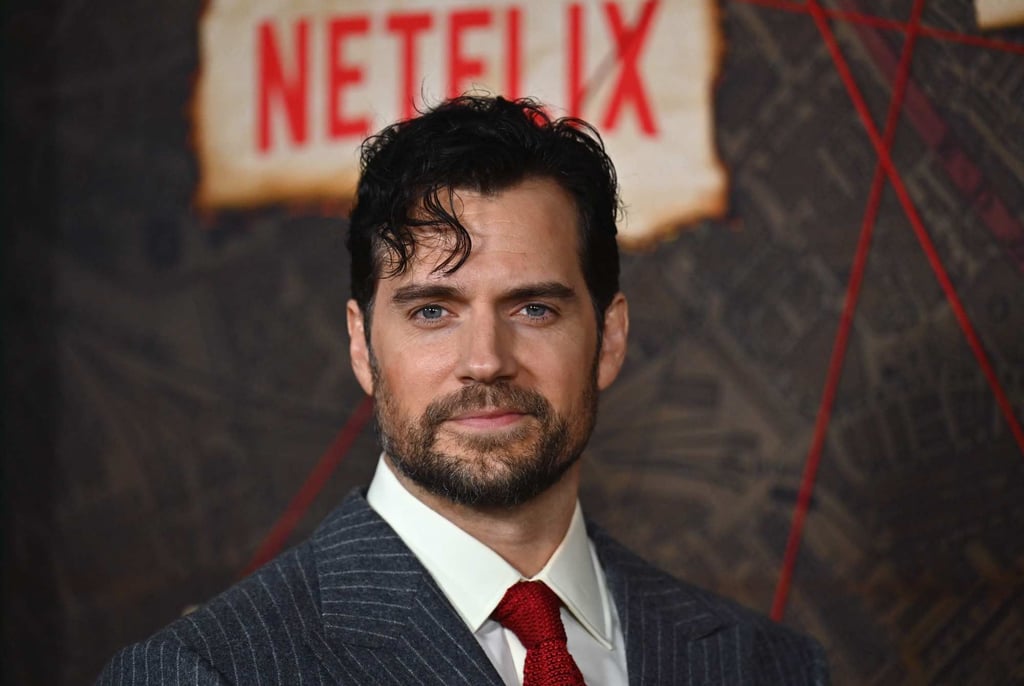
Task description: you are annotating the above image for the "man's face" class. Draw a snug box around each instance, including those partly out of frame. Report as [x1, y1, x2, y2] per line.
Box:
[347, 177, 628, 508]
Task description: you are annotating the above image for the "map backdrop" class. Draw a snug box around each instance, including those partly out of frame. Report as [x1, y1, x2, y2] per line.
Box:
[4, 0, 1023, 684]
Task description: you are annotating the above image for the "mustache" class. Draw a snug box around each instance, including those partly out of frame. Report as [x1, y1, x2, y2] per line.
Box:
[422, 383, 551, 428]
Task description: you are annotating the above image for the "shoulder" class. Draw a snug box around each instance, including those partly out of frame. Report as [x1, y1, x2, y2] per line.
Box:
[96, 490, 384, 685]
[96, 637, 229, 685]
[588, 522, 829, 685]
[97, 541, 322, 685]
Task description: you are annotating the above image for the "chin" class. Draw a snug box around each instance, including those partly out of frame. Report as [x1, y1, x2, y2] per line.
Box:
[393, 442, 579, 509]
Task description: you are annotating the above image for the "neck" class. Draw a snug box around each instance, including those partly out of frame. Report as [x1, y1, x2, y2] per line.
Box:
[387, 458, 582, 578]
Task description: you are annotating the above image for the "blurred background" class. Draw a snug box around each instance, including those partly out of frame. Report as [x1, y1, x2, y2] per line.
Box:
[3, 0, 1023, 683]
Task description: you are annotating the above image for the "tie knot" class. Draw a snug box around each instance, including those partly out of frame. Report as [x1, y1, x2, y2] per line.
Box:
[492, 581, 566, 649]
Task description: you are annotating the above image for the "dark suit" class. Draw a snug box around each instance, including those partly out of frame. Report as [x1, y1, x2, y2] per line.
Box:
[97, 490, 829, 685]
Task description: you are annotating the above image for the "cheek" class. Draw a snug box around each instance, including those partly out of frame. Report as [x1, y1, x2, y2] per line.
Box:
[523, 346, 595, 404]
[373, 321, 454, 375]
[399, 344, 458, 385]
[375, 346, 454, 408]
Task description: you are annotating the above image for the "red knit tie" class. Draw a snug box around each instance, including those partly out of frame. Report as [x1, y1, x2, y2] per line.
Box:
[492, 581, 586, 686]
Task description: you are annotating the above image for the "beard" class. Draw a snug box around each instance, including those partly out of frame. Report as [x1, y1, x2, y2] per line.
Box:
[371, 357, 598, 508]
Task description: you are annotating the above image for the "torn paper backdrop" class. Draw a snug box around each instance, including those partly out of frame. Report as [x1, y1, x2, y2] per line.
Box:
[195, 0, 726, 248]
[976, 0, 1024, 28]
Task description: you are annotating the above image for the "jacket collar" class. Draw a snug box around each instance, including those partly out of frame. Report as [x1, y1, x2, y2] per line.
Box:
[303, 491, 503, 685]
[588, 522, 753, 686]
[303, 490, 749, 685]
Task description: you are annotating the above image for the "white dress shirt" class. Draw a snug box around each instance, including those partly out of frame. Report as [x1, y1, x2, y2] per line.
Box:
[366, 457, 629, 686]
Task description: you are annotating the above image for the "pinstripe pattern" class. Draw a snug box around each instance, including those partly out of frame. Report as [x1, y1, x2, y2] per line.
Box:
[97, 490, 828, 685]
[590, 526, 829, 685]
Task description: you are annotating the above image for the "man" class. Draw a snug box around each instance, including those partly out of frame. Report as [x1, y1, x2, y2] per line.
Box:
[98, 95, 828, 685]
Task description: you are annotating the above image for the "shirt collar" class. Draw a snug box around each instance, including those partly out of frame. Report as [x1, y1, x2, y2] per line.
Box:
[365, 456, 613, 648]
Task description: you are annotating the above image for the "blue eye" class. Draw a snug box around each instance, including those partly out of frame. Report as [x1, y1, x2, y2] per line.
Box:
[416, 305, 445, 320]
[522, 304, 551, 318]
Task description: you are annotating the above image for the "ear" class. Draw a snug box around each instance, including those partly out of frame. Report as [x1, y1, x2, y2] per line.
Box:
[347, 299, 374, 396]
[596, 292, 629, 391]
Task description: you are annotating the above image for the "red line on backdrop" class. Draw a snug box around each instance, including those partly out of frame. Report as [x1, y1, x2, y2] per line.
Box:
[238, 0, 1024, 590]
[772, 0, 1024, 619]
[242, 396, 375, 577]
[843, 0, 1024, 274]
[770, 0, 927, 621]
[731, 0, 1024, 55]
[806, 0, 1024, 453]
[919, 25, 1024, 54]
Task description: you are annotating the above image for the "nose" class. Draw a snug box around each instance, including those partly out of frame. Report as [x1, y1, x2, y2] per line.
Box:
[455, 311, 517, 384]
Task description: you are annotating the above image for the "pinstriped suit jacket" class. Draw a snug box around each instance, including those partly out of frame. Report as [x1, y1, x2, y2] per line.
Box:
[97, 490, 829, 685]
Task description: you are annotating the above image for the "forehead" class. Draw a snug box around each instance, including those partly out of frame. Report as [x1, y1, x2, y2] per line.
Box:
[381, 178, 583, 284]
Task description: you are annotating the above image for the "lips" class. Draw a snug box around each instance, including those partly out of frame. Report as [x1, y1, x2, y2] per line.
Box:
[447, 408, 528, 429]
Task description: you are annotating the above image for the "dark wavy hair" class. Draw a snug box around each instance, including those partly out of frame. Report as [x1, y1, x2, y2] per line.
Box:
[347, 95, 620, 326]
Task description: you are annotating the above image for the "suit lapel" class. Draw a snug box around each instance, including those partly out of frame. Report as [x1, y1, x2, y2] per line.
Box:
[591, 524, 756, 686]
[303, 492, 762, 684]
[303, 492, 503, 686]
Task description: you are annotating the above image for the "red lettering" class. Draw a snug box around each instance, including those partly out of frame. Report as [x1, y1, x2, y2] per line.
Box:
[602, 1, 659, 135]
[387, 12, 433, 120]
[505, 8, 522, 99]
[257, 20, 310, 152]
[448, 9, 492, 98]
[567, 4, 584, 117]
[328, 16, 370, 140]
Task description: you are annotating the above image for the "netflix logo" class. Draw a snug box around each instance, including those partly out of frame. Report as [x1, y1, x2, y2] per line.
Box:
[255, 3, 660, 153]
[197, 0, 725, 246]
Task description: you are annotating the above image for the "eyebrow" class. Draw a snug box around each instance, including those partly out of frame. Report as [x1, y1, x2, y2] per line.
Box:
[389, 281, 577, 305]
[390, 283, 465, 304]
[503, 282, 577, 302]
